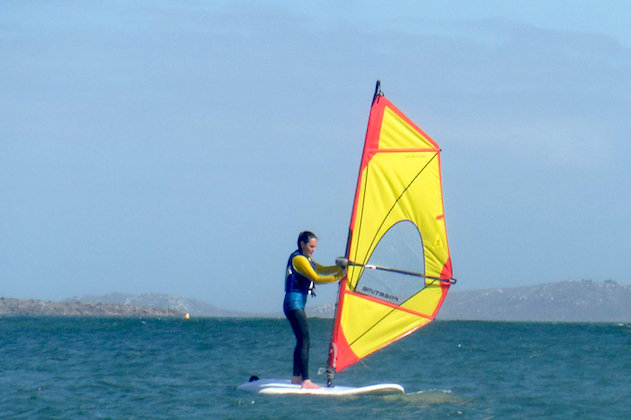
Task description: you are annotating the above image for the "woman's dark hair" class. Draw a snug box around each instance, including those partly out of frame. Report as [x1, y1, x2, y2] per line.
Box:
[297, 231, 317, 249]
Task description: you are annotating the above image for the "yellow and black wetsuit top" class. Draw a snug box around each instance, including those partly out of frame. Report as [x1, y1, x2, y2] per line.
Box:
[284, 250, 344, 311]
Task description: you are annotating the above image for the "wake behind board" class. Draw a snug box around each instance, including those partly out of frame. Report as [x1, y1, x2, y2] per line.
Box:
[237, 378, 404, 396]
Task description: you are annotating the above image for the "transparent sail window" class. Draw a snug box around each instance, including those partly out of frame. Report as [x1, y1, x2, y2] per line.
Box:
[355, 220, 425, 305]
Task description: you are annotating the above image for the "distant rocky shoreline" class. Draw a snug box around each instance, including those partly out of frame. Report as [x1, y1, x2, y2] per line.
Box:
[310, 279, 631, 323]
[437, 279, 631, 323]
[0, 297, 184, 317]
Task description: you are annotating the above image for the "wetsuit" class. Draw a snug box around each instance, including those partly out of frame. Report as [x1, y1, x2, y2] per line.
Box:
[283, 250, 343, 381]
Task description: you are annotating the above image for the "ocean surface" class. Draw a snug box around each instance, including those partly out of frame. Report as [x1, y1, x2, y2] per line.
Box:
[1, 317, 630, 419]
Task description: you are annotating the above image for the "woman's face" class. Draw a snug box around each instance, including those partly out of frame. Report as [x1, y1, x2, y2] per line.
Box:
[300, 238, 318, 258]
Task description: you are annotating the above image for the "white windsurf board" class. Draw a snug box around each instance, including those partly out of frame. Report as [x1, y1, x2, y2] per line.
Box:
[237, 378, 404, 396]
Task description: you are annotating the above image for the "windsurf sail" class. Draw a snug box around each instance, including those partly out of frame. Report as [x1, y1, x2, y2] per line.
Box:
[327, 81, 454, 384]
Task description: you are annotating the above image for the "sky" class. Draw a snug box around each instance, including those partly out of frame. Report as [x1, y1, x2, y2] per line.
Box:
[1, 1, 630, 313]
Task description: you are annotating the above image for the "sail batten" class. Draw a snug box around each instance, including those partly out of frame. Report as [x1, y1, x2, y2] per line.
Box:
[327, 83, 454, 379]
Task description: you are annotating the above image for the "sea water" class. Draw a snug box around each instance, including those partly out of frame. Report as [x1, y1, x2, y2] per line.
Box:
[1, 317, 630, 419]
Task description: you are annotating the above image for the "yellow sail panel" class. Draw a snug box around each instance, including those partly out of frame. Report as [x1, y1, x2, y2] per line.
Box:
[379, 107, 437, 150]
[338, 292, 398, 345]
[337, 290, 435, 361]
[347, 307, 431, 361]
[347, 151, 449, 285]
[328, 89, 453, 374]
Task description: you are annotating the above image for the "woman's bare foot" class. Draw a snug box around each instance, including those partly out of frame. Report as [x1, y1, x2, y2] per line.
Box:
[291, 376, 302, 385]
[301, 379, 322, 389]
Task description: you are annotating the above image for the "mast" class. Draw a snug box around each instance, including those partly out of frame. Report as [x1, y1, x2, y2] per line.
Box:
[326, 80, 383, 387]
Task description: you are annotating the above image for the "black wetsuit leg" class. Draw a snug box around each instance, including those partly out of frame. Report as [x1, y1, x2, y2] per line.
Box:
[284, 308, 310, 380]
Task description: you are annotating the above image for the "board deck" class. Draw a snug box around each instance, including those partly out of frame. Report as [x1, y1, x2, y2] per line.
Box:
[237, 378, 404, 396]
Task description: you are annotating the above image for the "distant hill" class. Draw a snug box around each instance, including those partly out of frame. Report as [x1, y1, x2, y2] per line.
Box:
[306, 280, 631, 322]
[306, 303, 336, 318]
[437, 279, 631, 322]
[64, 292, 257, 317]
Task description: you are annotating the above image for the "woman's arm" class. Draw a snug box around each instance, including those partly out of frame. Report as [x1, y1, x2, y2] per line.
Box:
[313, 261, 344, 275]
[292, 255, 344, 284]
